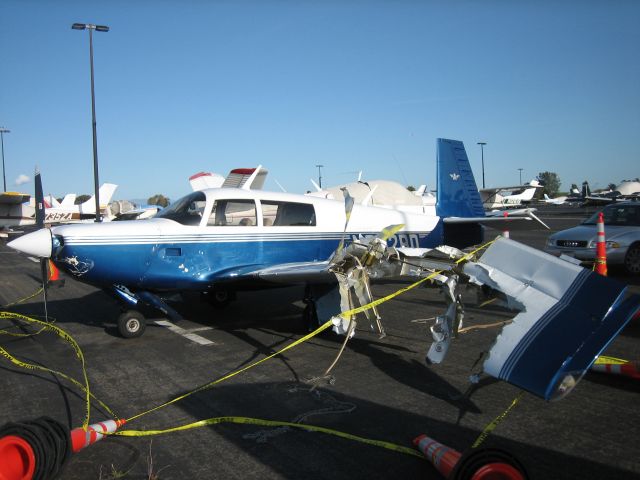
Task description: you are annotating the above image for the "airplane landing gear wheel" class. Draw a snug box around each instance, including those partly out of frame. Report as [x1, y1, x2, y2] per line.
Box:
[205, 289, 236, 308]
[118, 310, 146, 338]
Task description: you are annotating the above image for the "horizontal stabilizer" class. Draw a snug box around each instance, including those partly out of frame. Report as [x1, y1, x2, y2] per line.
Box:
[464, 237, 638, 400]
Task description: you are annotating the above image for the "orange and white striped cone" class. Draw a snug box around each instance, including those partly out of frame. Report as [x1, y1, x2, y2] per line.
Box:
[413, 434, 528, 479]
[0, 417, 125, 480]
[591, 360, 640, 380]
[594, 212, 607, 276]
[70, 419, 126, 453]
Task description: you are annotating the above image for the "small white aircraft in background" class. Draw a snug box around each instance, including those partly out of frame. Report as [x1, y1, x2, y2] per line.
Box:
[42, 193, 77, 209]
[40, 183, 118, 223]
[0, 181, 117, 230]
[480, 180, 543, 210]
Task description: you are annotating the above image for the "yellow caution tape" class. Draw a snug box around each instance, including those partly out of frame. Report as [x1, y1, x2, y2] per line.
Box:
[594, 355, 628, 365]
[471, 392, 523, 449]
[115, 416, 425, 460]
[0, 344, 118, 419]
[2, 287, 44, 308]
[0, 311, 93, 430]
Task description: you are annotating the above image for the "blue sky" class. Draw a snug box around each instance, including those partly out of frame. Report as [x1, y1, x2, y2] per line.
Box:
[1, 0, 639, 201]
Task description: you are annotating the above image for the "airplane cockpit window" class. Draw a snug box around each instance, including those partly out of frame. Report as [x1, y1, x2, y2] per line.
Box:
[155, 191, 206, 226]
[207, 200, 257, 226]
[261, 201, 316, 226]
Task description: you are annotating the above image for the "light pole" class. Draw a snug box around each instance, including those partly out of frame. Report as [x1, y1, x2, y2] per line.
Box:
[477, 142, 487, 188]
[72, 23, 109, 222]
[518, 168, 523, 185]
[315, 164, 324, 189]
[0, 128, 9, 192]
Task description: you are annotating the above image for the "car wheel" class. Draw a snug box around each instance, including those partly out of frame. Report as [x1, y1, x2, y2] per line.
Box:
[117, 311, 146, 338]
[623, 244, 640, 275]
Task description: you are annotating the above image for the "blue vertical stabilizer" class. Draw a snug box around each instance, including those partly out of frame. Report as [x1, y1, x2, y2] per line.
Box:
[436, 139, 485, 219]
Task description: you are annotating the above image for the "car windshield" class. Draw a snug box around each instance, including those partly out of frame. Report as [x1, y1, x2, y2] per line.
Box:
[155, 191, 206, 226]
[582, 204, 640, 226]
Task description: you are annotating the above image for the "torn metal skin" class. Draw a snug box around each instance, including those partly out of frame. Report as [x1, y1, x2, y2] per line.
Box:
[323, 232, 640, 401]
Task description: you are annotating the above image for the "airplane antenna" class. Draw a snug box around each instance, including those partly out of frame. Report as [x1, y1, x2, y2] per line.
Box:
[274, 179, 287, 193]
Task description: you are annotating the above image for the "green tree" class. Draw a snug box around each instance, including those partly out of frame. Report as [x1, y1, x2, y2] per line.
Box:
[75, 194, 91, 204]
[148, 194, 170, 207]
[406, 185, 416, 192]
[537, 172, 561, 197]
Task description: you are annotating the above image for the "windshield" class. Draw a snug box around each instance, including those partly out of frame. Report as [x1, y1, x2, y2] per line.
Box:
[155, 191, 206, 226]
[582, 204, 640, 226]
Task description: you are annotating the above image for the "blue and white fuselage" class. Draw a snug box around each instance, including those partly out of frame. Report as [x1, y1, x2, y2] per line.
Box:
[47, 188, 443, 290]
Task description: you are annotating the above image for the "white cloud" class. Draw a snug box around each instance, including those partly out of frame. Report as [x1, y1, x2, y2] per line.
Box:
[15, 174, 30, 185]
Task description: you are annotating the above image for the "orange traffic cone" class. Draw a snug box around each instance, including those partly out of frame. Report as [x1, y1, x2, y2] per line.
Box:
[71, 419, 127, 453]
[0, 434, 35, 480]
[594, 212, 607, 276]
[48, 259, 60, 282]
[0, 417, 126, 480]
[591, 359, 640, 380]
[413, 433, 528, 479]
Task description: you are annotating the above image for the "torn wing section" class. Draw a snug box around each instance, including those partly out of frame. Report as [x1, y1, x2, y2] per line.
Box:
[463, 237, 640, 401]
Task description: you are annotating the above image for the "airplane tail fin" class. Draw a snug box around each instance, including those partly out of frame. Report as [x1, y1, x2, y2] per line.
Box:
[81, 184, 118, 211]
[436, 139, 485, 248]
[436, 139, 485, 218]
[189, 172, 225, 191]
[98, 184, 118, 207]
[60, 193, 76, 207]
[45, 195, 60, 208]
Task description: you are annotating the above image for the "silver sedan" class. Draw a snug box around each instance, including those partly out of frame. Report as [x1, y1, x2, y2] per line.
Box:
[545, 202, 640, 275]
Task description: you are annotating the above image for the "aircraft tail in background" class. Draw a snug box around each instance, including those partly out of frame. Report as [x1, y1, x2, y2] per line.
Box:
[435, 138, 485, 218]
[435, 138, 485, 248]
[80, 183, 118, 211]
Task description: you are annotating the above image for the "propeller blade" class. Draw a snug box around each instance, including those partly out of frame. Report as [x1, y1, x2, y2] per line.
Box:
[34, 169, 45, 228]
[34, 168, 50, 321]
[334, 187, 355, 256]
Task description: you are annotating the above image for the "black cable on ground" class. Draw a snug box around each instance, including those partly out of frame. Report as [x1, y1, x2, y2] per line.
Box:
[0, 416, 71, 480]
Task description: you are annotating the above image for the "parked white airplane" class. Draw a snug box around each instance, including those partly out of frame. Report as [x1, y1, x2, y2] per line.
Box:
[43, 193, 77, 209]
[480, 180, 543, 210]
[0, 182, 118, 229]
[41, 183, 118, 223]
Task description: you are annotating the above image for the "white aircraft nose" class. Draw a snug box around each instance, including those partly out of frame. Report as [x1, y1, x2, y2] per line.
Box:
[7, 228, 53, 258]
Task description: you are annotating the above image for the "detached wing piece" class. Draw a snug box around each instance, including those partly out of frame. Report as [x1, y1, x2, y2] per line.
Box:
[464, 237, 639, 400]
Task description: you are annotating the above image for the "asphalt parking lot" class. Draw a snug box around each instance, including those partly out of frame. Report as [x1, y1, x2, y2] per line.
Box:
[1, 214, 639, 480]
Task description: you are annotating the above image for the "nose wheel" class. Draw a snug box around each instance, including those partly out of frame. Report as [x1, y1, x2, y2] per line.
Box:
[117, 310, 146, 338]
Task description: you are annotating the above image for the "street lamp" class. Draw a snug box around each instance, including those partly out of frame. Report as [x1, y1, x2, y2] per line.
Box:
[0, 128, 9, 192]
[518, 168, 523, 185]
[315, 164, 324, 189]
[72, 23, 109, 221]
[477, 142, 487, 189]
